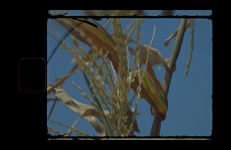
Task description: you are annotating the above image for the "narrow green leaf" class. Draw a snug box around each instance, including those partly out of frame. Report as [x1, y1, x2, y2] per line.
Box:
[80, 69, 113, 136]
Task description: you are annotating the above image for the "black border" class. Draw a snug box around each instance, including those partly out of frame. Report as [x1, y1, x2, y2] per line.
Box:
[18, 10, 213, 140]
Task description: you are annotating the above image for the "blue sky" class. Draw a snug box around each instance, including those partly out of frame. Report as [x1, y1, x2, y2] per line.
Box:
[47, 10, 212, 137]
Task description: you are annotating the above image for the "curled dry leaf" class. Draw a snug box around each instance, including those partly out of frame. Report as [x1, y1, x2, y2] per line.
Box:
[128, 46, 169, 71]
[53, 86, 140, 136]
[53, 86, 106, 136]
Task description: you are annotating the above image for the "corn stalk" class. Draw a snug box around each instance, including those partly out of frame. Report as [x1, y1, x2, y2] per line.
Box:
[150, 18, 187, 136]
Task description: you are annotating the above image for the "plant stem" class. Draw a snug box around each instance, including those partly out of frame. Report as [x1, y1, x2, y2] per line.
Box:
[150, 18, 187, 136]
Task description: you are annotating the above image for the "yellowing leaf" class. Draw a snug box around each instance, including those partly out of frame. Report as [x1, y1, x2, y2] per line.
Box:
[133, 68, 167, 119]
[55, 17, 119, 63]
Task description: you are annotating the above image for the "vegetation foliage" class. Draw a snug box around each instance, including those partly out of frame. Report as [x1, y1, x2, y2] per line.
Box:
[47, 10, 195, 137]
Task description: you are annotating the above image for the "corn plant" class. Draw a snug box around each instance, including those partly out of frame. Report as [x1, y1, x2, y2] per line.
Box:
[47, 10, 195, 137]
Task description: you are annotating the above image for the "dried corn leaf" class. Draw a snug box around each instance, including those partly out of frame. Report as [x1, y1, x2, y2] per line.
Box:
[47, 97, 60, 103]
[64, 115, 105, 137]
[54, 17, 119, 63]
[53, 86, 140, 135]
[131, 64, 168, 119]
[113, 34, 171, 73]
[128, 47, 167, 71]
[48, 126, 61, 135]
[48, 118, 89, 136]
[53, 86, 106, 136]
